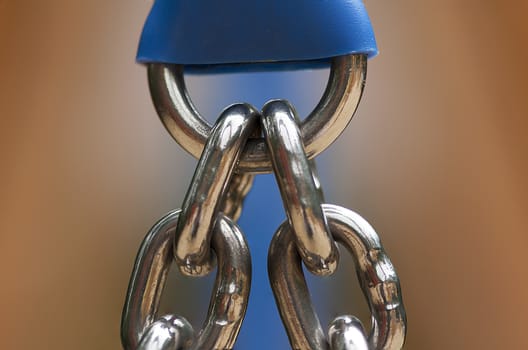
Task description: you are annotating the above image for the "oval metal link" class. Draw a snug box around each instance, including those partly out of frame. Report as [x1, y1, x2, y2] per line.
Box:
[268, 204, 406, 350]
[148, 54, 367, 173]
[262, 100, 338, 276]
[174, 103, 259, 276]
[121, 209, 252, 350]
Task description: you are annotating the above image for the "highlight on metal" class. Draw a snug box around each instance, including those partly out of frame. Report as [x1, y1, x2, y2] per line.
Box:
[147, 54, 367, 173]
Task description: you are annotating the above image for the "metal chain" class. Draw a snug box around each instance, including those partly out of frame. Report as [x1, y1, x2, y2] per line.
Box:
[122, 53, 407, 349]
[265, 101, 406, 350]
[121, 104, 257, 349]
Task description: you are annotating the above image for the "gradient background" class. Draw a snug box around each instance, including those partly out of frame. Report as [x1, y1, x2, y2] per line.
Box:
[1, 1, 527, 349]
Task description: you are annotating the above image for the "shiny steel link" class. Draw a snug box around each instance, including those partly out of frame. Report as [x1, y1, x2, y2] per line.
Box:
[328, 316, 369, 350]
[137, 315, 194, 350]
[121, 209, 251, 350]
[262, 100, 338, 276]
[174, 103, 259, 276]
[148, 54, 367, 173]
[268, 204, 406, 350]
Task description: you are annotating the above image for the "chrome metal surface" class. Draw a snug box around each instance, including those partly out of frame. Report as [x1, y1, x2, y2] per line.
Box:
[268, 204, 406, 350]
[137, 315, 194, 350]
[262, 100, 338, 276]
[121, 209, 251, 350]
[220, 173, 255, 221]
[328, 316, 369, 350]
[310, 159, 325, 204]
[174, 104, 259, 276]
[148, 54, 367, 173]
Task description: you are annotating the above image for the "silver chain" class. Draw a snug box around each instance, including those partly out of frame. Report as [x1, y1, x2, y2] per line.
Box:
[121, 54, 407, 349]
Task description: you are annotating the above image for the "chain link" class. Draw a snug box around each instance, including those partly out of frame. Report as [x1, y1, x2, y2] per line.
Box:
[268, 203, 407, 350]
[120, 209, 251, 350]
[262, 100, 339, 276]
[328, 316, 369, 350]
[174, 103, 259, 276]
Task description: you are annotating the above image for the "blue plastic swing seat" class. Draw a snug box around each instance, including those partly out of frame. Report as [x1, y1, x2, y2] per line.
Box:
[137, 0, 378, 69]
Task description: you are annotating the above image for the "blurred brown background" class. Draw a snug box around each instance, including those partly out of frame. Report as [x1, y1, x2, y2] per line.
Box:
[1, 1, 527, 349]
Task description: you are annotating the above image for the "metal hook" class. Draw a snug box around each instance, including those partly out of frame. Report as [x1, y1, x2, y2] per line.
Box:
[121, 209, 252, 350]
[268, 204, 406, 350]
[147, 54, 367, 173]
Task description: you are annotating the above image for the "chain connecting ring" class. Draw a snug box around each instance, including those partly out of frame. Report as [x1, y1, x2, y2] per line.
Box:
[262, 100, 339, 276]
[269, 204, 406, 350]
[174, 103, 259, 276]
[121, 208, 251, 350]
[148, 54, 367, 173]
[122, 99, 407, 348]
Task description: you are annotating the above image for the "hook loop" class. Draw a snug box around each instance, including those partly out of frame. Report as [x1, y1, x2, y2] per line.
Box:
[148, 54, 367, 173]
[268, 204, 406, 350]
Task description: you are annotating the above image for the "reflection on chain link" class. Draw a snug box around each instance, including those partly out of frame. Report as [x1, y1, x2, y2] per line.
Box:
[138, 315, 194, 350]
[148, 55, 367, 173]
[174, 104, 259, 276]
[262, 100, 339, 276]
